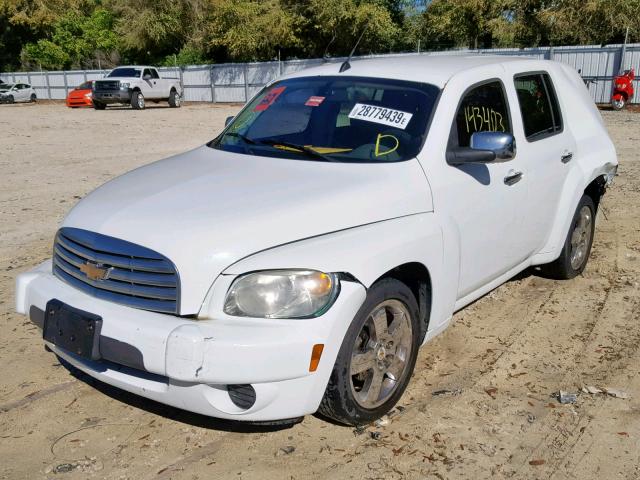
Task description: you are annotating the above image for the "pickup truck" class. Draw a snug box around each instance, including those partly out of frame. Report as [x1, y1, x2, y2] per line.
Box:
[92, 65, 182, 110]
[16, 56, 617, 426]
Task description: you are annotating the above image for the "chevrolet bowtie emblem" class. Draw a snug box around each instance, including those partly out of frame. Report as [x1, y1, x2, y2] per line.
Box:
[79, 262, 112, 281]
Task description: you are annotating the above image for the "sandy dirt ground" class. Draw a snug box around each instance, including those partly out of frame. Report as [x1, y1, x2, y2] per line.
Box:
[0, 102, 639, 480]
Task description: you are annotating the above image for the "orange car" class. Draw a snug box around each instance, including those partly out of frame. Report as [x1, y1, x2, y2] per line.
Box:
[66, 80, 94, 108]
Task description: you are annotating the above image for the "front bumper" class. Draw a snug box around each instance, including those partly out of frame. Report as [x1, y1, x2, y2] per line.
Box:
[93, 89, 131, 104]
[16, 261, 366, 421]
[66, 96, 93, 108]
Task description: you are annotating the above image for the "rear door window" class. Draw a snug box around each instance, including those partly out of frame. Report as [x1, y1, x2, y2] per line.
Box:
[453, 81, 511, 148]
[514, 73, 563, 140]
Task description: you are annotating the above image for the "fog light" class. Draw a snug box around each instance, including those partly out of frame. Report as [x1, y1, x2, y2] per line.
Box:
[227, 384, 256, 410]
[309, 344, 324, 372]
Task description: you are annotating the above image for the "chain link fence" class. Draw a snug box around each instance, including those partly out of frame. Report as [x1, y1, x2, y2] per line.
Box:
[2, 43, 639, 104]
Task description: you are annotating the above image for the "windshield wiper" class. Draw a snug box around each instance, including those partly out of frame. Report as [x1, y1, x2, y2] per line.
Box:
[222, 131, 260, 145]
[259, 138, 337, 162]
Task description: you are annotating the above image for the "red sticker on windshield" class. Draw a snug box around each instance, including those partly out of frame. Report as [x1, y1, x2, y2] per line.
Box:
[305, 95, 325, 107]
[254, 86, 286, 111]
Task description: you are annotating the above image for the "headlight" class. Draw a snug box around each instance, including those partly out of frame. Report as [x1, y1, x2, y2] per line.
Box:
[618, 83, 627, 89]
[224, 270, 339, 319]
[84, 92, 92, 97]
[120, 82, 130, 89]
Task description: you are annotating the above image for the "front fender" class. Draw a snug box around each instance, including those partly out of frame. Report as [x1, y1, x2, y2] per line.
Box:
[208, 213, 455, 335]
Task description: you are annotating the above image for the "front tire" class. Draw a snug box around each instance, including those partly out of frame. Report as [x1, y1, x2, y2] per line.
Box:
[131, 91, 145, 110]
[318, 278, 420, 426]
[93, 101, 106, 110]
[541, 195, 596, 279]
[612, 97, 626, 110]
[6, 95, 14, 104]
[168, 89, 181, 108]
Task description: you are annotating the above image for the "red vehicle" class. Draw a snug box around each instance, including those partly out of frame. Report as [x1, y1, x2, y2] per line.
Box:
[66, 80, 94, 108]
[612, 69, 634, 110]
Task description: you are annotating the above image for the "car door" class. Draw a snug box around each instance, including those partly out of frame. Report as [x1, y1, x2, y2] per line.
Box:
[150, 68, 166, 97]
[14, 84, 26, 102]
[140, 68, 157, 99]
[510, 72, 576, 254]
[440, 80, 529, 299]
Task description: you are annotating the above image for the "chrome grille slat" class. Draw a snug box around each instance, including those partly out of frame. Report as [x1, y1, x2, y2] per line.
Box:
[54, 244, 177, 287]
[52, 227, 180, 314]
[57, 233, 173, 272]
[54, 255, 177, 300]
[53, 265, 177, 313]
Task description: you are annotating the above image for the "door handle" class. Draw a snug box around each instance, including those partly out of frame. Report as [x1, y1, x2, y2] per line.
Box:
[561, 152, 573, 163]
[504, 170, 523, 185]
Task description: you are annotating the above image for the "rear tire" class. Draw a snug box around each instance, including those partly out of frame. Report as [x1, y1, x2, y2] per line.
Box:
[93, 101, 106, 110]
[168, 89, 181, 108]
[30, 93, 37, 102]
[541, 195, 596, 279]
[131, 91, 145, 110]
[318, 278, 420, 426]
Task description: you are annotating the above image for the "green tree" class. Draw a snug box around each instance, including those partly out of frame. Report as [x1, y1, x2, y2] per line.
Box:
[21, 8, 119, 69]
[418, 0, 507, 50]
[203, 0, 300, 62]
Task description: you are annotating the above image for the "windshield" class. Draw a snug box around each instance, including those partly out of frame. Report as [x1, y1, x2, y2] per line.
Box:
[76, 81, 92, 90]
[0, 84, 14, 91]
[108, 68, 141, 78]
[210, 76, 440, 163]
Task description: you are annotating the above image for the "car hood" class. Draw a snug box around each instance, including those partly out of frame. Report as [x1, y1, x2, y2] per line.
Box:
[62, 146, 433, 314]
[96, 77, 137, 83]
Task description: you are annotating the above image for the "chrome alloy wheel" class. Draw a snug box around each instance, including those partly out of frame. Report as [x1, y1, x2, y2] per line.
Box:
[138, 93, 145, 109]
[612, 98, 626, 110]
[570, 205, 593, 270]
[349, 299, 414, 409]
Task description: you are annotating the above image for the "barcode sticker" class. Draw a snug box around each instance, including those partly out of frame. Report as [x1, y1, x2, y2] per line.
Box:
[348, 103, 413, 130]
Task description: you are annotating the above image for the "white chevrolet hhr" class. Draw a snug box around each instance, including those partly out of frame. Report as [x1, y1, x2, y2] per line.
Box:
[16, 56, 617, 426]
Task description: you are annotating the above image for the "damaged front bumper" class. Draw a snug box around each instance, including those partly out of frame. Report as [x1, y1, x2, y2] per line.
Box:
[16, 260, 366, 421]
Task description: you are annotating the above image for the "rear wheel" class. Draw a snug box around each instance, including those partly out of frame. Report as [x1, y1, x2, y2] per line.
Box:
[131, 91, 145, 110]
[541, 195, 596, 279]
[168, 89, 181, 108]
[30, 93, 37, 102]
[93, 101, 106, 110]
[318, 278, 420, 426]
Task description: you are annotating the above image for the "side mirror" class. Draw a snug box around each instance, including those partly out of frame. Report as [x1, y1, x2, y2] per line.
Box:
[446, 131, 516, 165]
[225, 116, 234, 127]
[470, 131, 516, 161]
[143, 74, 152, 80]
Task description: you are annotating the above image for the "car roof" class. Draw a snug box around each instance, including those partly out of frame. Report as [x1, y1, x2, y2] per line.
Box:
[113, 65, 157, 69]
[282, 55, 544, 88]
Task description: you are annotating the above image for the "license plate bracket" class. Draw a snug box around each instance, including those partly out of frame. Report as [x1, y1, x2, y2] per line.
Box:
[44, 299, 102, 360]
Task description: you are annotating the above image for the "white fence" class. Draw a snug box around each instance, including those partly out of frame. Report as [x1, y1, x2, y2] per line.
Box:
[2, 43, 639, 104]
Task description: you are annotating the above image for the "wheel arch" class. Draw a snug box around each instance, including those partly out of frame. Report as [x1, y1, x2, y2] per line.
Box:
[584, 174, 608, 210]
[373, 262, 432, 342]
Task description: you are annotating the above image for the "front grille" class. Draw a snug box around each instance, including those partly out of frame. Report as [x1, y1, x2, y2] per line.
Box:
[52, 228, 180, 314]
[94, 80, 120, 91]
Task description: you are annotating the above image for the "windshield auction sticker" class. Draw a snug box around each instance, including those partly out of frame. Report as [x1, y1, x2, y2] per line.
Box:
[254, 86, 286, 111]
[348, 103, 413, 129]
[305, 95, 325, 107]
